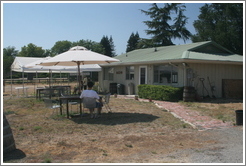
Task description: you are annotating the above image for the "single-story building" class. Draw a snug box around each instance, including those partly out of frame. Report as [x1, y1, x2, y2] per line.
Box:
[98, 41, 243, 99]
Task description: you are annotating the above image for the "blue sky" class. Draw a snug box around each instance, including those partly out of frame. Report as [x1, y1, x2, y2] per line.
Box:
[2, 2, 206, 55]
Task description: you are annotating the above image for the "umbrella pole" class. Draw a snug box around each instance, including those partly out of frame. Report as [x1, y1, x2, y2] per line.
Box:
[77, 62, 81, 93]
[49, 69, 51, 88]
[10, 69, 13, 97]
[22, 70, 24, 96]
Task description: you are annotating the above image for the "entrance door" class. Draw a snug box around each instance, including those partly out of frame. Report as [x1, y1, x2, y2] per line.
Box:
[139, 66, 147, 84]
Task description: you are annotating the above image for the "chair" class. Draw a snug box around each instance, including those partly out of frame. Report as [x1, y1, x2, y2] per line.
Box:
[82, 97, 97, 109]
[103, 93, 112, 113]
[44, 99, 61, 115]
[82, 97, 97, 117]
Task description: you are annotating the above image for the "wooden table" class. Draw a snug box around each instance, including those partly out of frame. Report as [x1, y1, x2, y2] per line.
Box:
[36, 86, 69, 100]
[36, 88, 61, 100]
[59, 96, 82, 118]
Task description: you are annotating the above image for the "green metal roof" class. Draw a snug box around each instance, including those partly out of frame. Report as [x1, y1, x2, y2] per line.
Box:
[112, 41, 243, 65]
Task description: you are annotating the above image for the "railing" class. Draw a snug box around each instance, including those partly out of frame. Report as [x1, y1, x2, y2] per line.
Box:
[4, 78, 69, 84]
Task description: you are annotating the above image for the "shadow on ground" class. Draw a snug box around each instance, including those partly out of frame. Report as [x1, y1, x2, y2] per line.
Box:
[3, 149, 26, 162]
[70, 112, 159, 125]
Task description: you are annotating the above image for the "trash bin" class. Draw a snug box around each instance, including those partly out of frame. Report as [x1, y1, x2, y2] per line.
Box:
[128, 83, 134, 95]
[109, 83, 117, 94]
[235, 110, 243, 125]
[117, 84, 125, 95]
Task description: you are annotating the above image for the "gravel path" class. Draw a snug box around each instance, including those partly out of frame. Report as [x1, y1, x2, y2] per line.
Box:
[189, 126, 243, 163]
[153, 100, 244, 163]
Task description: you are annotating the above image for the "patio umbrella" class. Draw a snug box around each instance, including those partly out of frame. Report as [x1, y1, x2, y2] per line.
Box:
[37, 46, 120, 90]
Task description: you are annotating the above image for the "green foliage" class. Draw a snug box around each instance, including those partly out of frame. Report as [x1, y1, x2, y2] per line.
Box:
[100, 35, 116, 57]
[126, 32, 140, 52]
[18, 43, 47, 57]
[51, 40, 72, 55]
[138, 84, 183, 102]
[192, 3, 243, 55]
[3, 46, 18, 78]
[141, 3, 191, 46]
[72, 39, 104, 54]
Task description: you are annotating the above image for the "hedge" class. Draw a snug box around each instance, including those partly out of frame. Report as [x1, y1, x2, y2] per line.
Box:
[137, 84, 183, 102]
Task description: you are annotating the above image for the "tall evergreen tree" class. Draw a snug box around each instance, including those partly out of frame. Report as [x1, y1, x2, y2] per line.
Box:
[126, 32, 140, 52]
[100, 35, 115, 57]
[109, 36, 116, 57]
[141, 3, 191, 46]
[192, 3, 243, 55]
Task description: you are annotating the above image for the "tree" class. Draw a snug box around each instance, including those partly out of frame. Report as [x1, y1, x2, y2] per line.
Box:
[109, 36, 116, 57]
[72, 39, 104, 54]
[51, 40, 72, 55]
[18, 43, 46, 57]
[126, 32, 140, 52]
[137, 38, 155, 49]
[192, 3, 243, 55]
[100, 36, 116, 57]
[141, 3, 191, 47]
[3, 46, 18, 78]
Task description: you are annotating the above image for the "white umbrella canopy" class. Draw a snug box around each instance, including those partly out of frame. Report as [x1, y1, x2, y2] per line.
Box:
[39, 46, 119, 66]
[38, 46, 120, 90]
[25, 57, 102, 73]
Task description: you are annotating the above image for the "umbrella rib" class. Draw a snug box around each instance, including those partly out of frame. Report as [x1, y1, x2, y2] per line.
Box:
[54, 62, 60, 66]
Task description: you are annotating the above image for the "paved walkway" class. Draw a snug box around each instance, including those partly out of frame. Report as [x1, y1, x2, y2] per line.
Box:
[120, 95, 233, 130]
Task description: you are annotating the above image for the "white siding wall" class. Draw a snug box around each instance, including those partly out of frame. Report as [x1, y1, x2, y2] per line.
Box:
[100, 63, 243, 98]
[188, 63, 243, 98]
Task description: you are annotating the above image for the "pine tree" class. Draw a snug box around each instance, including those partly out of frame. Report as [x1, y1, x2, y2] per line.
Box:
[126, 32, 140, 52]
[141, 3, 191, 46]
[100, 35, 115, 57]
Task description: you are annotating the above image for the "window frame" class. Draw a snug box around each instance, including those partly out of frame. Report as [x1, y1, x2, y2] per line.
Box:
[125, 66, 135, 80]
[153, 64, 178, 84]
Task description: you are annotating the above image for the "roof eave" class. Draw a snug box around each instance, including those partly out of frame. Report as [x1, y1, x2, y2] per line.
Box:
[101, 59, 243, 66]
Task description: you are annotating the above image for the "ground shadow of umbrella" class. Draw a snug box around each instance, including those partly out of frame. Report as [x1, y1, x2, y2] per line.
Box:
[3, 149, 26, 162]
[70, 112, 159, 125]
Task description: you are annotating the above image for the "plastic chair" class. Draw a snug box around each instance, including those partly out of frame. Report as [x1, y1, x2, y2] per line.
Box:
[103, 93, 112, 113]
[82, 97, 97, 118]
[44, 99, 61, 115]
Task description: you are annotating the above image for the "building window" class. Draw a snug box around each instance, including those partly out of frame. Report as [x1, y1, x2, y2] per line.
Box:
[126, 66, 134, 80]
[153, 65, 178, 84]
[103, 67, 114, 81]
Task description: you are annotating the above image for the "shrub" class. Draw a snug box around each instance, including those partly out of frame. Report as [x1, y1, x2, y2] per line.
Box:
[138, 84, 183, 102]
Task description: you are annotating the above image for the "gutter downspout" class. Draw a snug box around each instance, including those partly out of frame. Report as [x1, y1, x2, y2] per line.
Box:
[183, 63, 187, 87]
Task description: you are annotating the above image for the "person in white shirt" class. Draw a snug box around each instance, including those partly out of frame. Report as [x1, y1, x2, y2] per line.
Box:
[80, 81, 102, 118]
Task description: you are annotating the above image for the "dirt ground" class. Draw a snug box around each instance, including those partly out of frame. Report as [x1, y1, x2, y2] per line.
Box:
[2, 83, 244, 163]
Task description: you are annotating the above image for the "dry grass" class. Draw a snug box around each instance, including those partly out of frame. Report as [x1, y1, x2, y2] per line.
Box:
[3, 83, 243, 163]
[179, 99, 243, 124]
[3, 97, 198, 163]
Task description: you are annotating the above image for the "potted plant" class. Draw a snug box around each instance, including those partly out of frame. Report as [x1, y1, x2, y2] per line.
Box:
[135, 95, 139, 100]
